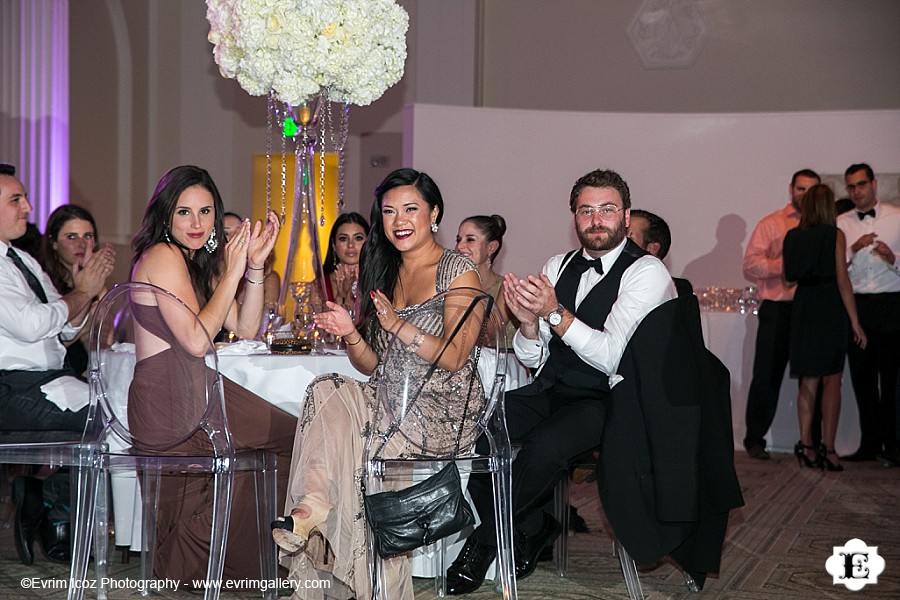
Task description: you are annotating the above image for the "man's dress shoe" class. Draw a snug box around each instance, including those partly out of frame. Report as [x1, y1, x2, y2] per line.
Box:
[746, 445, 770, 460]
[41, 520, 72, 564]
[12, 476, 47, 566]
[446, 537, 496, 595]
[514, 514, 563, 580]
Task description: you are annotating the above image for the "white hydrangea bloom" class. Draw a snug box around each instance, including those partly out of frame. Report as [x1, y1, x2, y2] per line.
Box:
[205, 0, 408, 106]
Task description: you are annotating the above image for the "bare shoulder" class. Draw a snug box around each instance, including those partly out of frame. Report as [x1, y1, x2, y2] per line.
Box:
[132, 243, 187, 282]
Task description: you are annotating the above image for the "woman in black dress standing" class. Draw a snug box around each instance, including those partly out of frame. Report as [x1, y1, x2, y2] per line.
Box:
[783, 184, 866, 471]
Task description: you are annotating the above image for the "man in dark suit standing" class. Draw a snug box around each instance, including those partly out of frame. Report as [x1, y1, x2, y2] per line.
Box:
[446, 169, 675, 594]
[0, 164, 114, 564]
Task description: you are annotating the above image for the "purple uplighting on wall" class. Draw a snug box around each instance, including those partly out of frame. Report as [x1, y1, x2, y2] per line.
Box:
[1, 0, 69, 231]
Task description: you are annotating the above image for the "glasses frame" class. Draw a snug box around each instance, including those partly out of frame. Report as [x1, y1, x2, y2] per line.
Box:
[574, 203, 625, 221]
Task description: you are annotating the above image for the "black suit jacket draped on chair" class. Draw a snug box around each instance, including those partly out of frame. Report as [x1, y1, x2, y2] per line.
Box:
[597, 293, 744, 575]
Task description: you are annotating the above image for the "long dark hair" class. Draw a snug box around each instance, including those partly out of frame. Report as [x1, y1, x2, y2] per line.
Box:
[357, 168, 444, 329]
[323, 212, 370, 275]
[131, 165, 225, 300]
[39, 204, 99, 294]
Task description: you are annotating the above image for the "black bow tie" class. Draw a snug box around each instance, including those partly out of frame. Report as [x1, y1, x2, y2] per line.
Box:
[858, 209, 875, 220]
[570, 254, 604, 276]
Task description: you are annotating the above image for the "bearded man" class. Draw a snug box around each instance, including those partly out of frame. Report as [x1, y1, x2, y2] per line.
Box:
[446, 168, 675, 594]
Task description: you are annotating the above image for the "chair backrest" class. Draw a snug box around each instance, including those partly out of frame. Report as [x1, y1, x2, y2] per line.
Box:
[88, 282, 230, 455]
[367, 287, 507, 459]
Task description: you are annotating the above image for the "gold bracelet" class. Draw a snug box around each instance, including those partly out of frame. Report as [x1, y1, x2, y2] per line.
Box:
[245, 277, 265, 285]
[345, 334, 363, 346]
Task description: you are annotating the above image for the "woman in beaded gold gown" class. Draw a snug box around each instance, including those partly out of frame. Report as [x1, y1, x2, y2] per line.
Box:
[272, 169, 487, 600]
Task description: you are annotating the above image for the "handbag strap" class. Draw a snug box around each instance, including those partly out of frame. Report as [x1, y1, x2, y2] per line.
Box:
[371, 293, 492, 458]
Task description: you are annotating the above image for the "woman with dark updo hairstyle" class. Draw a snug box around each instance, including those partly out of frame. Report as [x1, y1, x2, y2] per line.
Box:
[455, 214, 519, 345]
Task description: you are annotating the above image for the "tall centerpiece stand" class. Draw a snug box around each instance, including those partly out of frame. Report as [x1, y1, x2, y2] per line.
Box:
[205, 0, 409, 346]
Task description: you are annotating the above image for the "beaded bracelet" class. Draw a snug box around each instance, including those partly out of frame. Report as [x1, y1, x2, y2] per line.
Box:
[405, 331, 424, 353]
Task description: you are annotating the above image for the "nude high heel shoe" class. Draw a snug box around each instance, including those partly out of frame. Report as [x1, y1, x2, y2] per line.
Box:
[271, 496, 330, 553]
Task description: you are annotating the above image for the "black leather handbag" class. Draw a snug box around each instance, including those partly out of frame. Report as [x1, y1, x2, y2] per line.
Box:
[364, 462, 474, 558]
[364, 295, 491, 559]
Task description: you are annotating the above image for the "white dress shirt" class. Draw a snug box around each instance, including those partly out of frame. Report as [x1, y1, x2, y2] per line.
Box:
[837, 201, 900, 294]
[512, 239, 676, 386]
[0, 239, 83, 371]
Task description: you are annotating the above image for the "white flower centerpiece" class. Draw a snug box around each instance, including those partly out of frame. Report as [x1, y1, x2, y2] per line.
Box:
[206, 0, 408, 106]
[205, 0, 408, 324]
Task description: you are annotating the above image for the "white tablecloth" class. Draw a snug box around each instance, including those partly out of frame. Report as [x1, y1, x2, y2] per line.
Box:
[700, 311, 860, 454]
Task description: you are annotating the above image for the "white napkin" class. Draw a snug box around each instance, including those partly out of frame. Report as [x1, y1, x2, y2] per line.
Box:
[216, 339, 269, 355]
[41, 376, 90, 411]
[112, 342, 136, 353]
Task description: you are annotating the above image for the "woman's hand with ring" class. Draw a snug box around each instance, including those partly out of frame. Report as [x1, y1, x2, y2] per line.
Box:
[370, 289, 400, 332]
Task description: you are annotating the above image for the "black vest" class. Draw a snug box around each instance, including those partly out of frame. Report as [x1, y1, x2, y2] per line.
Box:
[530, 239, 648, 394]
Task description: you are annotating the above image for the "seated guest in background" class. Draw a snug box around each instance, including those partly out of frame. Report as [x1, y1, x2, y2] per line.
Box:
[627, 208, 693, 297]
[742, 169, 821, 460]
[784, 184, 866, 471]
[455, 214, 520, 346]
[837, 163, 900, 465]
[0, 165, 114, 565]
[446, 169, 677, 594]
[321, 211, 369, 312]
[272, 168, 484, 600]
[39, 204, 108, 376]
[129, 165, 296, 581]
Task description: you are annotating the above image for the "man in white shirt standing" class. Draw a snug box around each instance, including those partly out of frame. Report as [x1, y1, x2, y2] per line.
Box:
[837, 163, 900, 465]
[446, 169, 675, 594]
[0, 164, 114, 564]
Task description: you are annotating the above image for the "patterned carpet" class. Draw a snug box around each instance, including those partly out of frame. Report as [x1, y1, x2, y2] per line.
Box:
[1, 452, 898, 599]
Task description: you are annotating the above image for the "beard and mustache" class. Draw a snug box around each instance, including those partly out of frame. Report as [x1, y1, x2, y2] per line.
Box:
[576, 216, 626, 252]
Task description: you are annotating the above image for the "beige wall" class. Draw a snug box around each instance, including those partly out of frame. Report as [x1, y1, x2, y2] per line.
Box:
[64, 0, 900, 286]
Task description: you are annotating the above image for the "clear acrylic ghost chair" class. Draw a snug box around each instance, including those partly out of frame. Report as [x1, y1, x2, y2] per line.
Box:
[0, 381, 102, 600]
[364, 287, 516, 599]
[87, 282, 279, 600]
[553, 458, 644, 599]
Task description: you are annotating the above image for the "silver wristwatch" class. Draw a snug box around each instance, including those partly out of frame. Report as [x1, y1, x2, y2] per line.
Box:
[546, 303, 564, 327]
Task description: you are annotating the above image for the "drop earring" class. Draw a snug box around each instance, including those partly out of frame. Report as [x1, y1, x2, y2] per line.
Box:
[205, 227, 219, 252]
[431, 222, 438, 234]
[164, 227, 172, 243]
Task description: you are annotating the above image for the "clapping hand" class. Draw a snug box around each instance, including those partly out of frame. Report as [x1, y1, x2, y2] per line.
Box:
[333, 263, 358, 299]
[313, 301, 356, 337]
[73, 243, 115, 298]
[247, 210, 281, 269]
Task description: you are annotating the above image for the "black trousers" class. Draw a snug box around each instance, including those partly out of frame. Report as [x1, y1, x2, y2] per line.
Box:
[846, 292, 900, 454]
[744, 300, 793, 450]
[468, 381, 607, 547]
[0, 369, 90, 521]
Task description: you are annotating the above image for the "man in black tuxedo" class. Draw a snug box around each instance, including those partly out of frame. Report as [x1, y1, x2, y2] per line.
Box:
[628, 208, 693, 297]
[446, 169, 676, 594]
[0, 165, 114, 564]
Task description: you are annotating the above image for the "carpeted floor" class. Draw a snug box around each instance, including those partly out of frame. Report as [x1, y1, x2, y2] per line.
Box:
[1, 452, 898, 599]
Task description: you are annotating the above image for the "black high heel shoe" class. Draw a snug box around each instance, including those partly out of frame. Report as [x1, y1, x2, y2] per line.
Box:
[794, 441, 821, 468]
[818, 445, 844, 472]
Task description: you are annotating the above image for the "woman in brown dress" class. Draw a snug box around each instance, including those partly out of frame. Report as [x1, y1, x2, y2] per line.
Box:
[129, 165, 297, 582]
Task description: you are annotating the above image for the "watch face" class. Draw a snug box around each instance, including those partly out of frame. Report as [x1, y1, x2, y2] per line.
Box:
[548, 312, 563, 326]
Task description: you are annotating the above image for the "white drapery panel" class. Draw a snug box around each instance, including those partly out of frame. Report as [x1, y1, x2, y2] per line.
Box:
[0, 0, 68, 228]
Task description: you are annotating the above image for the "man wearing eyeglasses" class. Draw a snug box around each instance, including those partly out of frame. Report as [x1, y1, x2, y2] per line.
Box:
[836, 163, 900, 465]
[447, 169, 676, 594]
[742, 169, 821, 461]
